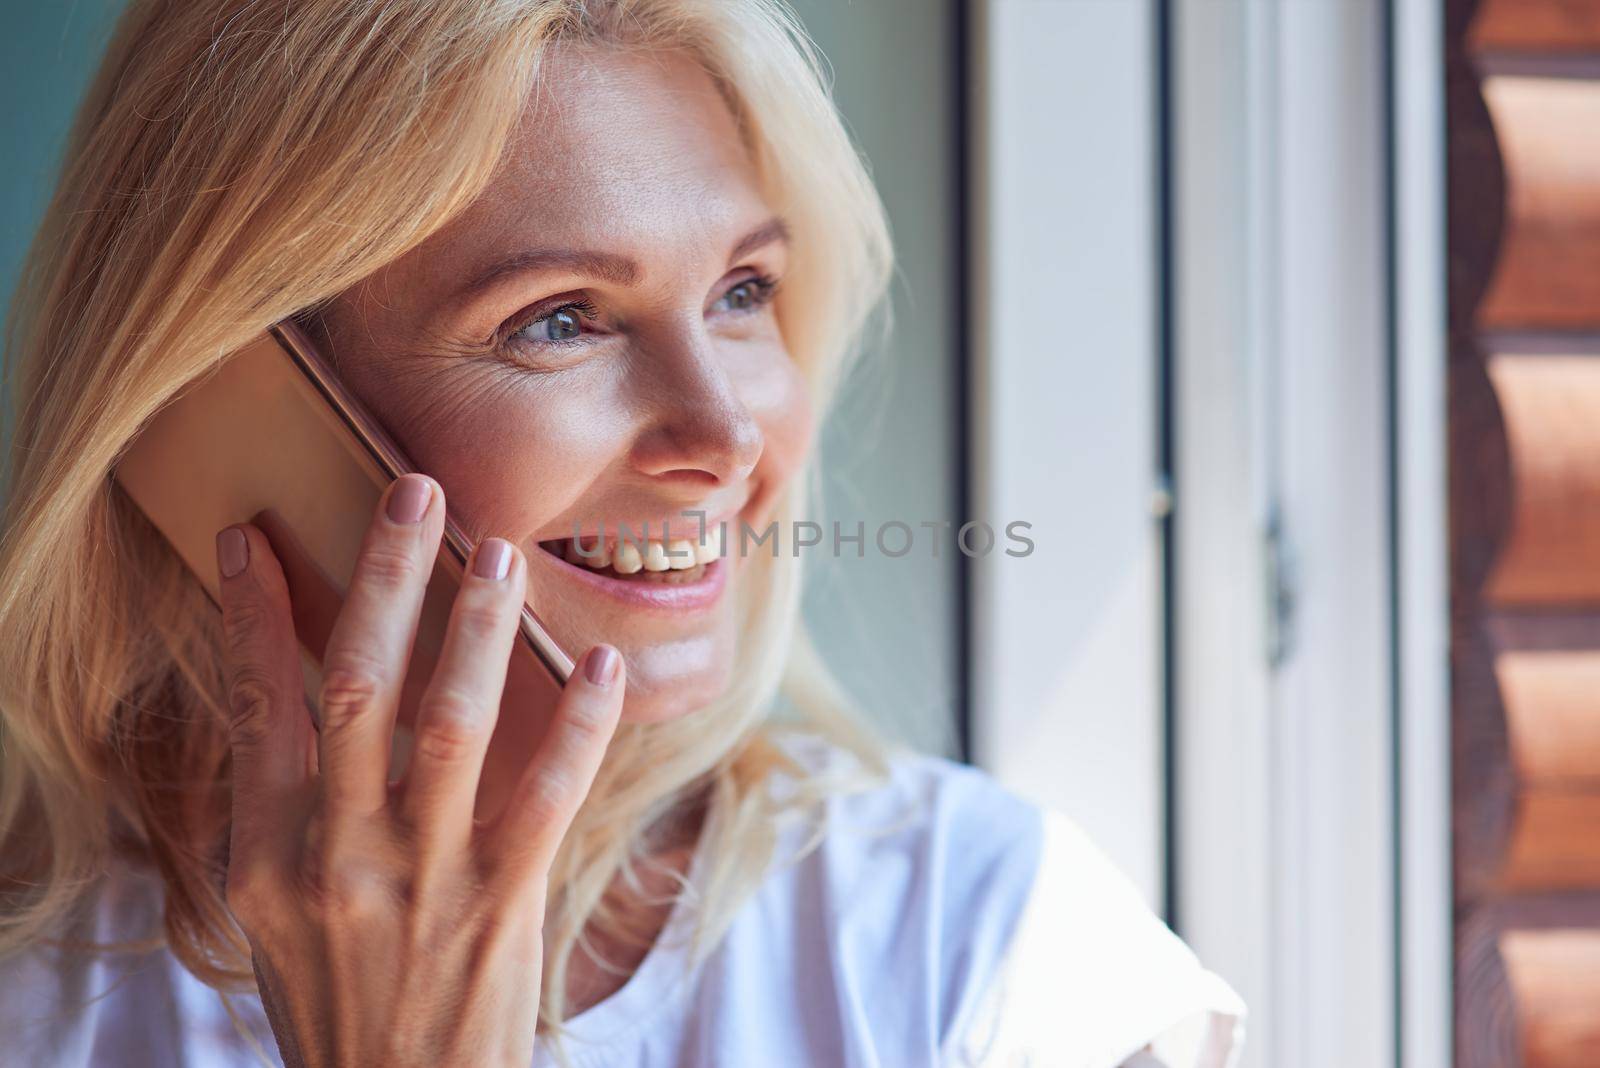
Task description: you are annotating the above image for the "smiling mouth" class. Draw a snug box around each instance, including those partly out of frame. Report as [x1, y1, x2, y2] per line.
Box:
[536, 524, 725, 586]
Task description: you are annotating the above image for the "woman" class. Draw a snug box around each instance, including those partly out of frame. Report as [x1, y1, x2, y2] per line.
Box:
[0, 1, 1243, 1065]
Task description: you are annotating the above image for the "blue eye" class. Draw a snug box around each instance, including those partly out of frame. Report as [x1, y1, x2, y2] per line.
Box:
[511, 299, 598, 346]
[713, 275, 779, 314]
[533, 307, 582, 341]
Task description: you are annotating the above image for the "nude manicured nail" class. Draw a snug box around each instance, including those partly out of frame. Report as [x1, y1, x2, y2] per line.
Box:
[474, 538, 513, 580]
[387, 475, 430, 524]
[216, 527, 248, 579]
[584, 645, 620, 687]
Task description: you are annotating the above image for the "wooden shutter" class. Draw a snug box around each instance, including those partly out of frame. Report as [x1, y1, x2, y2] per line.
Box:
[1449, 1, 1600, 1065]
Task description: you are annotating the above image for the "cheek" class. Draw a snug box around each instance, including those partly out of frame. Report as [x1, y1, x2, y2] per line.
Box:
[740, 347, 816, 516]
[369, 365, 629, 538]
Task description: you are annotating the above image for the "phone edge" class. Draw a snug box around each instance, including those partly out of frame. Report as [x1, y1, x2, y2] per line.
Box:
[268, 320, 575, 686]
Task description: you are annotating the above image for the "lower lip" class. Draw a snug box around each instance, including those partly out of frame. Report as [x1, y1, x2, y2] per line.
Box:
[534, 546, 731, 612]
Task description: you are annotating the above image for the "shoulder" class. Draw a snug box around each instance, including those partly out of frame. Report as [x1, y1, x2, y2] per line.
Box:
[789, 733, 1046, 880]
[954, 809, 1246, 1067]
[757, 735, 1245, 1067]
[0, 867, 163, 1068]
[743, 737, 1045, 1057]
[0, 866, 273, 1068]
[774, 734, 1046, 936]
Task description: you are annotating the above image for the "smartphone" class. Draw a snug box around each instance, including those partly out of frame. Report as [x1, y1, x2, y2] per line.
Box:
[113, 319, 572, 728]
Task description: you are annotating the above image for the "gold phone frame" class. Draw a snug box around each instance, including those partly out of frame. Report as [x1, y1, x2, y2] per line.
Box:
[269, 320, 572, 685]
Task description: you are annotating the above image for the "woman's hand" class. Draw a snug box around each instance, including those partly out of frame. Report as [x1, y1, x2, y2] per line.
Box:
[213, 473, 623, 1068]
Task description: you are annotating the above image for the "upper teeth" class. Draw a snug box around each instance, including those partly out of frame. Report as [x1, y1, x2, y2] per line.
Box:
[564, 525, 723, 573]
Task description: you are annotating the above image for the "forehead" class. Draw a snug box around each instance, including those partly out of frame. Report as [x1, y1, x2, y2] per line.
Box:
[436, 44, 768, 266]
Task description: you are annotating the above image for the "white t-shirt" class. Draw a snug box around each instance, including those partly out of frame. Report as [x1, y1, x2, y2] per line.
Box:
[0, 740, 1244, 1067]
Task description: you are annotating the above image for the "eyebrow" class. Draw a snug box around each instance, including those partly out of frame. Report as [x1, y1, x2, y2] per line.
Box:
[728, 215, 791, 264]
[460, 215, 792, 300]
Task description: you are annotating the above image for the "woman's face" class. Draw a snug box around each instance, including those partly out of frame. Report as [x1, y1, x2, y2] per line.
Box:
[311, 44, 811, 727]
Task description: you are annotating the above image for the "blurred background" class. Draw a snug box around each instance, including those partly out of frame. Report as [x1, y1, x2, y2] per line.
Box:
[6, 1, 1599, 1066]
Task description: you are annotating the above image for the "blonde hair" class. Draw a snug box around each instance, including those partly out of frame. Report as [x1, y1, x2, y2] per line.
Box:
[0, 0, 893, 1039]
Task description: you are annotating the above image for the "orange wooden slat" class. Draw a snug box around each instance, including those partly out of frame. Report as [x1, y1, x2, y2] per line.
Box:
[1484, 353, 1600, 604]
[1500, 929, 1600, 1068]
[1478, 77, 1600, 331]
[1471, 0, 1600, 54]
[1503, 792, 1600, 890]
[1498, 650, 1600, 783]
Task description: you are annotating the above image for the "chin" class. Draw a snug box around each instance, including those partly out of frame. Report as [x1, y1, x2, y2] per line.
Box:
[616, 658, 734, 725]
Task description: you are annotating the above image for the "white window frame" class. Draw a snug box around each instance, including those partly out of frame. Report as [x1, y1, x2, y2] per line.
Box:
[1392, 0, 1452, 1064]
[1172, 0, 1450, 1065]
[968, 0, 1167, 910]
[971, 2, 1451, 1063]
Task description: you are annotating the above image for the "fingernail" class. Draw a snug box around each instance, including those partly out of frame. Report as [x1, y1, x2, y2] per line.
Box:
[473, 538, 513, 580]
[583, 645, 620, 687]
[216, 527, 248, 579]
[387, 476, 431, 524]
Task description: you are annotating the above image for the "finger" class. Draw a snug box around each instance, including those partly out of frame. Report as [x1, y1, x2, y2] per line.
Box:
[215, 524, 315, 867]
[315, 474, 444, 818]
[484, 645, 624, 877]
[400, 538, 526, 847]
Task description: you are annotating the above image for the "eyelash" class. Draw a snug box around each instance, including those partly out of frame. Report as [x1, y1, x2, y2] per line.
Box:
[500, 273, 782, 355]
[503, 297, 600, 350]
[716, 272, 782, 314]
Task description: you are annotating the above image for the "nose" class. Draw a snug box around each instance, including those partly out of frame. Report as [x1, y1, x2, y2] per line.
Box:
[626, 324, 765, 489]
